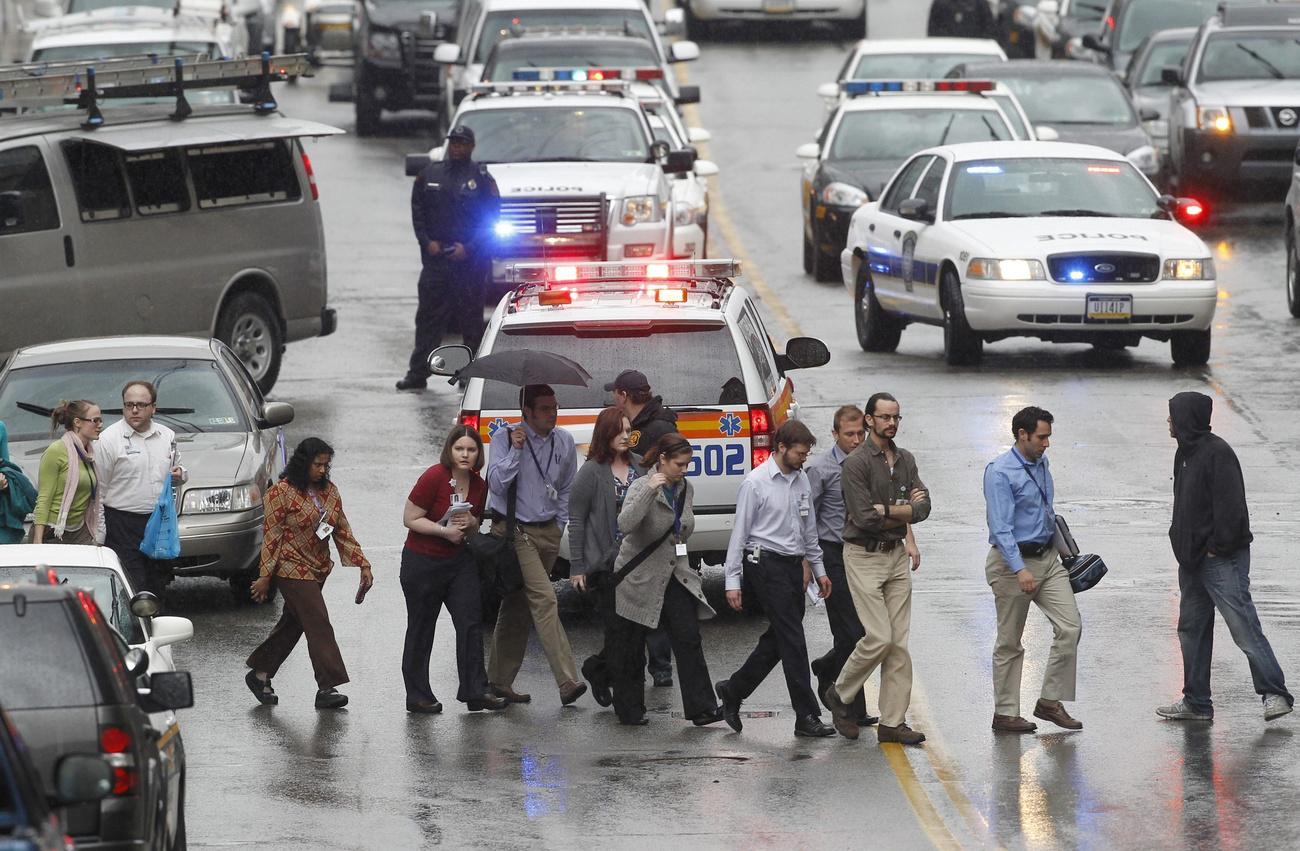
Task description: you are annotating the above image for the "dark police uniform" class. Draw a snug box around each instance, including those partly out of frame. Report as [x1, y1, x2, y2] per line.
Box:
[401, 128, 500, 388]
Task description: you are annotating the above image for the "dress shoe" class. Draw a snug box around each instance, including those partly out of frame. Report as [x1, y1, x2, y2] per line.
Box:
[877, 723, 926, 745]
[992, 714, 1037, 733]
[395, 376, 426, 391]
[652, 672, 674, 688]
[823, 684, 859, 740]
[466, 693, 507, 712]
[559, 680, 588, 705]
[406, 699, 443, 714]
[1034, 699, 1082, 730]
[491, 683, 531, 704]
[794, 715, 835, 737]
[581, 657, 613, 707]
[856, 713, 880, 727]
[315, 688, 348, 709]
[619, 715, 649, 726]
[715, 679, 743, 732]
[691, 706, 725, 727]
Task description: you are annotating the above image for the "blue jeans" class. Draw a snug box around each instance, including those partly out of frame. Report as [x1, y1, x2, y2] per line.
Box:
[1178, 548, 1292, 714]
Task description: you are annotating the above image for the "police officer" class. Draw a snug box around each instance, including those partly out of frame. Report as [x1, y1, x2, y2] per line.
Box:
[396, 125, 500, 391]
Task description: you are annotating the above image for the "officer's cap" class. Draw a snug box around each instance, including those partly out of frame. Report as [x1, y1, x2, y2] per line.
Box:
[447, 125, 476, 144]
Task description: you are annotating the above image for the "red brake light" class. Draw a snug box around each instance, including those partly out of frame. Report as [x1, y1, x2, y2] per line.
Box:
[635, 68, 663, 80]
[752, 448, 771, 467]
[301, 149, 318, 201]
[1182, 200, 1205, 220]
[750, 407, 771, 436]
[100, 727, 131, 754]
[77, 590, 99, 625]
[749, 405, 773, 469]
[111, 767, 137, 795]
[459, 411, 480, 431]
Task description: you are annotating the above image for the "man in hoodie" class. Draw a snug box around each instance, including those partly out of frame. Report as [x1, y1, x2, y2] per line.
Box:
[608, 368, 679, 686]
[1158, 392, 1293, 722]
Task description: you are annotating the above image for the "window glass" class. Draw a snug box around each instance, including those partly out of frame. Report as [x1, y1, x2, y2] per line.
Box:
[219, 349, 264, 414]
[1116, 0, 1214, 53]
[913, 159, 946, 212]
[946, 157, 1160, 220]
[0, 600, 100, 710]
[459, 106, 650, 163]
[62, 141, 131, 222]
[0, 568, 143, 644]
[124, 149, 190, 216]
[484, 38, 660, 79]
[188, 140, 301, 209]
[830, 109, 1011, 160]
[480, 324, 745, 409]
[736, 308, 777, 398]
[993, 74, 1136, 126]
[1134, 39, 1192, 86]
[986, 93, 1029, 138]
[880, 156, 932, 213]
[32, 41, 219, 62]
[0, 146, 60, 235]
[1199, 31, 1300, 82]
[475, 10, 654, 63]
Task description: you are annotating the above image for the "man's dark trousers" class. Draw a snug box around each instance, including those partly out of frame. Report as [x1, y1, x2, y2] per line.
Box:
[104, 505, 163, 597]
[407, 259, 488, 381]
[810, 540, 868, 716]
[728, 551, 821, 718]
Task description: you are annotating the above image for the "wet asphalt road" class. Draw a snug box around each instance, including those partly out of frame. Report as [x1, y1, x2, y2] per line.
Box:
[143, 2, 1300, 848]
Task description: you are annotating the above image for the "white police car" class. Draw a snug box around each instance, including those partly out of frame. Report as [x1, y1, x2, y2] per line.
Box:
[430, 259, 830, 563]
[632, 80, 717, 258]
[841, 141, 1215, 365]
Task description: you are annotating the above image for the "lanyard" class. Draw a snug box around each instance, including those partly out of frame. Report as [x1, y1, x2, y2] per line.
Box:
[72, 442, 97, 502]
[664, 485, 683, 536]
[307, 488, 327, 521]
[525, 432, 555, 483]
[1020, 462, 1054, 518]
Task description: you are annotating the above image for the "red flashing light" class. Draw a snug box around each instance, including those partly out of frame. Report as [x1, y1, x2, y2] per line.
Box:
[750, 407, 771, 435]
[111, 767, 137, 795]
[1105, 15, 1114, 30]
[749, 405, 773, 469]
[459, 411, 480, 431]
[635, 68, 663, 80]
[589, 70, 606, 80]
[1181, 199, 1205, 220]
[101, 727, 131, 754]
[77, 590, 99, 625]
[654, 287, 686, 303]
[935, 80, 991, 92]
[751, 448, 771, 467]
[1087, 165, 1122, 174]
[301, 150, 318, 201]
[538, 290, 572, 306]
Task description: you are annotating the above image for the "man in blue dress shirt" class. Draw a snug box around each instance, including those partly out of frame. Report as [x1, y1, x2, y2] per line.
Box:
[982, 406, 1082, 733]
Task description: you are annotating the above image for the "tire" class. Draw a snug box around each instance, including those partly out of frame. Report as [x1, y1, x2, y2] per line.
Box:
[854, 265, 901, 353]
[684, 3, 713, 40]
[1287, 224, 1300, 318]
[216, 292, 283, 393]
[802, 228, 814, 274]
[1170, 328, 1211, 366]
[941, 267, 982, 366]
[811, 223, 839, 283]
[354, 71, 381, 137]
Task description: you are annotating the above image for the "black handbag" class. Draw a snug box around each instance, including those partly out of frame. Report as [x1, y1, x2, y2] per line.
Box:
[467, 481, 524, 598]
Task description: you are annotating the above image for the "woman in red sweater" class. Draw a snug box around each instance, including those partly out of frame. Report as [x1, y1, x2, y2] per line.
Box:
[401, 425, 507, 714]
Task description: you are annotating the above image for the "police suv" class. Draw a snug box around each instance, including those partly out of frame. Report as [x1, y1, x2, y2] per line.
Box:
[430, 259, 830, 563]
[407, 78, 700, 290]
[841, 141, 1215, 365]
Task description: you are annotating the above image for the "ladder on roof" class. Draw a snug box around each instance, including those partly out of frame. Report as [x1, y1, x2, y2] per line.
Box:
[0, 52, 312, 126]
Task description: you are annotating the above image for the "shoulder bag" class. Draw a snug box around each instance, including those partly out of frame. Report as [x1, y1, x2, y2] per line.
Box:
[603, 488, 685, 588]
[467, 481, 524, 598]
[1021, 463, 1108, 594]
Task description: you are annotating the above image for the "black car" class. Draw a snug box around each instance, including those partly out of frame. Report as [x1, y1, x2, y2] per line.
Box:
[351, 0, 461, 136]
[1081, 0, 1218, 73]
[0, 581, 192, 850]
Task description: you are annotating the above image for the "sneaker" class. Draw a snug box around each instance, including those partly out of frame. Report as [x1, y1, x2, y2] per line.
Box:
[1156, 699, 1212, 721]
[1264, 694, 1293, 721]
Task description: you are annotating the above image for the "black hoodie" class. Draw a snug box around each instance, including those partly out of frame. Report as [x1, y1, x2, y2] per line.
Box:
[628, 396, 679, 458]
[1169, 391, 1253, 569]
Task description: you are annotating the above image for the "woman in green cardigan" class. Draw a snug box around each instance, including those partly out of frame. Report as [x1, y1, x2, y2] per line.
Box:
[31, 399, 103, 545]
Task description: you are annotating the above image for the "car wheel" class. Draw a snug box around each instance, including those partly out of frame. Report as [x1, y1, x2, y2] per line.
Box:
[216, 292, 283, 394]
[1287, 225, 1300, 318]
[854, 265, 901, 353]
[684, 2, 713, 40]
[355, 73, 381, 137]
[1170, 328, 1211, 366]
[802, 227, 814, 274]
[811, 226, 839, 283]
[941, 266, 982, 366]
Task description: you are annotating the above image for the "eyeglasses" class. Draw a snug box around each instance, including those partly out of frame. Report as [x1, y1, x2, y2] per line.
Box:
[871, 414, 903, 423]
[77, 417, 104, 425]
[123, 401, 154, 411]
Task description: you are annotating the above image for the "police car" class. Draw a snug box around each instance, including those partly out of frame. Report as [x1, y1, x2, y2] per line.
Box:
[632, 80, 716, 258]
[799, 79, 1038, 282]
[841, 141, 1215, 366]
[816, 37, 1007, 111]
[407, 79, 699, 290]
[430, 259, 830, 562]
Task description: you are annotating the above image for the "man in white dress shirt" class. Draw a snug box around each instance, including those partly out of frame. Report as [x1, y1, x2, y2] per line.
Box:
[96, 381, 184, 595]
[716, 419, 835, 738]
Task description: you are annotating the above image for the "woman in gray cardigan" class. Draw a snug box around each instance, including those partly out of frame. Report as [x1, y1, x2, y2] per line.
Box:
[607, 433, 724, 726]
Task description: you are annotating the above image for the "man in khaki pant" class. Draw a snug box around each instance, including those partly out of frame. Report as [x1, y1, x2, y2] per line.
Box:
[982, 406, 1082, 733]
[824, 393, 931, 745]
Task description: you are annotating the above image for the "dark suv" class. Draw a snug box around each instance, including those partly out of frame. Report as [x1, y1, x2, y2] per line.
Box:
[0, 582, 192, 850]
[351, 0, 462, 135]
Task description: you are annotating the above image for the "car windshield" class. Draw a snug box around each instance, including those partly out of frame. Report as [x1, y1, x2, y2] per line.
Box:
[475, 10, 655, 63]
[1199, 31, 1300, 82]
[1134, 38, 1192, 86]
[0, 357, 246, 442]
[1065, 0, 1108, 21]
[480, 324, 746, 410]
[992, 73, 1136, 125]
[0, 567, 143, 644]
[1117, 0, 1216, 52]
[459, 106, 650, 163]
[67, 0, 170, 10]
[32, 42, 220, 62]
[849, 52, 1001, 80]
[947, 158, 1160, 220]
[0, 599, 102, 710]
[484, 38, 659, 79]
[831, 108, 1012, 160]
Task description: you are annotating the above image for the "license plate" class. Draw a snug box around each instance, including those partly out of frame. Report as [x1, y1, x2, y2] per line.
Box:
[763, 0, 796, 12]
[1086, 294, 1132, 321]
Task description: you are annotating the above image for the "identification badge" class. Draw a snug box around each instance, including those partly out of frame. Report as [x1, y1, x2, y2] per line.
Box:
[797, 492, 810, 517]
[676, 542, 688, 557]
[545, 483, 559, 501]
[315, 519, 334, 540]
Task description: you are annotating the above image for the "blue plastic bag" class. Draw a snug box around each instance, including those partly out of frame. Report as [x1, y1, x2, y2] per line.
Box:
[139, 485, 181, 560]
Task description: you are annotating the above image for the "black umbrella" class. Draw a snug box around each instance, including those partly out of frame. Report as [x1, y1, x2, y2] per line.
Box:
[455, 349, 592, 387]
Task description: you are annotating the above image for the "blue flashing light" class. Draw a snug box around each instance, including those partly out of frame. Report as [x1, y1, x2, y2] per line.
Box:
[512, 69, 541, 81]
[844, 81, 869, 94]
[1068, 269, 1085, 281]
[966, 165, 1003, 174]
[554, 70, 573, 80]
[495, 221, 516, 239]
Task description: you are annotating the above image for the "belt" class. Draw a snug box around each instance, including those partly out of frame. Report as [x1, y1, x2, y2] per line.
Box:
[1018, 540, 1053, 558]
[488, 512, 555, 527]
[854, 538, 900, 553]
[747, 547, 802, 564]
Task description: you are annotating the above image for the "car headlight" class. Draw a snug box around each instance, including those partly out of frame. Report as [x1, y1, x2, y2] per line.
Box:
[822, 181, 868, 208]
[1143, 118, 1169, 140]
[1163, 258, 1215, 280]
[1126, 144, 1159, 174]
[182, 483, 263, 514]
[966, 258, 1046, 281]
[620, 195, 662, 225]
[673, 200, 694, 227]
[368, 29, 400, 60]
[1197, 105, 1232, 133]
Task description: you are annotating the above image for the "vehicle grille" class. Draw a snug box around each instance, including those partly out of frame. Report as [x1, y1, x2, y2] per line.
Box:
[1046, 252, 1161, 284]
[1017, 313, 1194, 325]
[498, 196, 608, 261]
[1244, 107, 1270, 129]
[401, 32, 448, 96]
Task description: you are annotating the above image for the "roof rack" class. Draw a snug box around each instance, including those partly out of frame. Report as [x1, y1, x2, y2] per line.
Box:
[469, 79, 634, 97]
[0, 52, 311, 126]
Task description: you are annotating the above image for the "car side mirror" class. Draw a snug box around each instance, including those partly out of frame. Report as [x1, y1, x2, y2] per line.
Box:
[694, 159, 719, 177]
[54, 755, 114, 804]
[669, 40, 699, 62]
[123, 647, 149, 678]
[1138, 107, 1159, 122]
[406, 153, 429, 177]
[0, 191, 25, 231]
[416, 10, 437, 39]
[138, 671, 194, 713]
[775, 337, 831, 371]
[258, 401, 294, 428]
[150, 616, 194, 649]
[663, 148, 696, 174]
[1081, 33, 1109, 53]
[1161, 66, 1182, 86]
[433, 42, 461, 64]
[898, 197, 931, 222]
[428, 344, 473, 376]
[795, 142, 820, 159]
[129, 591, 160, 618]
[34, 0, 61, 16]
[816, 81, 839, 100]
[675, 84, 701, 105]
[1035, 125, 1060, 141]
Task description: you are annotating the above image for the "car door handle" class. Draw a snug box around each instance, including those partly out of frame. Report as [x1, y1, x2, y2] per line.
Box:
[868, 223, 874, 232]
[893, 230, 901, 239]
[64, 235, 75, 267]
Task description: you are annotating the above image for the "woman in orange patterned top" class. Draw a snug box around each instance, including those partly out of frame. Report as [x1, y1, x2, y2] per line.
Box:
[245, 437, 373, 709]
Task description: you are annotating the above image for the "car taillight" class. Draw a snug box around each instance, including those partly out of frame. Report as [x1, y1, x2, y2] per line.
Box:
[100, 727, 130, 753]
[302, 150, 319, 201]
[111, 767, 137, 795]
[750, 405, 773, 469]
[101, 725, 137, 795]
[459, 411, 480, 432]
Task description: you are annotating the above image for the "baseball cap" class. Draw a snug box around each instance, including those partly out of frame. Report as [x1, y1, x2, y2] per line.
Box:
[447, 125, 476, 143]
[605, 369, 650, 393]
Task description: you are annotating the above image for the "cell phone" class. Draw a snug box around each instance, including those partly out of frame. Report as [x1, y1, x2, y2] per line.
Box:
[355, 580, 371, 605]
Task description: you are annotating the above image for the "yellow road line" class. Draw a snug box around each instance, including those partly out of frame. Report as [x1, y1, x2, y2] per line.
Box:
[910, 679, 998, 847]
[882, 743, 964, 851]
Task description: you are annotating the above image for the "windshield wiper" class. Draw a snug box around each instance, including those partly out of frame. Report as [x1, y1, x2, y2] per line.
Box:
[936, 112, 957, 146]
[16, 401, 53, 418]
[1235, 42, 1284, 79]
[952, 211, 1027, 219]
[1039, 209, 1117, 217]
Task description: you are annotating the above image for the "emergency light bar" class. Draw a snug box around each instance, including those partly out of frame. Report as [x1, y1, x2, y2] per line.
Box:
[842, 79, 997, 95]
[506, 259, 742, 285]
[470, 79, 634, 96]
[510, 67, 664, 82]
